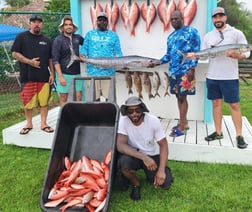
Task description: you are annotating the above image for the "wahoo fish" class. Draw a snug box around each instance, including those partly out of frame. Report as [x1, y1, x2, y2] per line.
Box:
[74, 55, 162, 70]
[179, 44, 252, 62]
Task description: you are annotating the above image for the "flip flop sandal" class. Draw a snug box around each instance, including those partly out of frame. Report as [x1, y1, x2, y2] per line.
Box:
[41, 126, 54, 133]
[169, 128, 185, 137]
[20, 127, 33, 135]
[172, 125, 190, 131]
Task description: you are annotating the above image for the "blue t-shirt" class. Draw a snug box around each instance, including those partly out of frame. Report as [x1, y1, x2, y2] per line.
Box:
[160, 26, 201, 76]
[80, 29, 123, 76]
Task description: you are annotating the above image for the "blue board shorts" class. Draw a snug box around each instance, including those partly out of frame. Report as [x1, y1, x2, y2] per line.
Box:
[56, 73, 83, 94]
[206, 78, 240, 103]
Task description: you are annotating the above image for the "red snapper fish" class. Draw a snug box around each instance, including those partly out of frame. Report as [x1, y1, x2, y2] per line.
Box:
[105, 3, 112, 30]
[90, 2, 103, 29]
[177, 0, 187, 15]
[166, 0, 176, 32]
[157, 0, 169, 32]
[111, 3, 120, 32]
[140, 2, 157, 33]
[121, 2, 129, 29]
[129, 1, 140, 36]
[184, 0, 197, 26]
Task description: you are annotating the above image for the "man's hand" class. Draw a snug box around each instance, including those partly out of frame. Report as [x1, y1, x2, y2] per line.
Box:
[30, 57, 40, 68]
[226, 50, 246, 60]
[154, 170, 166, 187]
[187, 67, 195, 82]
[186, 52, 196, 60]
[143, 156, 157, 171]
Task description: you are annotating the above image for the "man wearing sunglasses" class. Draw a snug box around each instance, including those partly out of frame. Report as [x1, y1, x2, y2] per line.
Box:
[202, 7, 250, 148]
[116, 96, 173, 201]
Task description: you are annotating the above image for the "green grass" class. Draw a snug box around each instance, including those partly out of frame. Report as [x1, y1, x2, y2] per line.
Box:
[0, 80, 252, 211]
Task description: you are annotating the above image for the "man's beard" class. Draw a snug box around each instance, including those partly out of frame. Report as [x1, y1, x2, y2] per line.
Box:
[33, 27, 41, 35]
[214, 21, 224, 29]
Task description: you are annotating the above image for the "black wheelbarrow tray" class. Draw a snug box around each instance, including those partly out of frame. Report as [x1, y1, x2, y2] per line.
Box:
[40, 102, 119, 212]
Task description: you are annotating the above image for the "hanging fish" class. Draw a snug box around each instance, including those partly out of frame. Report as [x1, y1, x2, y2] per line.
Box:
[184, 0, 197, 26]
[166, 0, 176, 31]
[153, 71, 161, 97]
[111, 2, 120, 32]
[163, 72, 170, 97]
[129, 1, 140, 36]
[157, 0, 169, 32]
[125, 71, 133, 94]
[140, 0, 157, 33]
[133, 71, 143, 99]
[105, 2, 112, 29]
[177, 0, 187, 15]
[90, 0, 103, 29]
[142, 72, 154, 99]
[121, 2, 130, 29]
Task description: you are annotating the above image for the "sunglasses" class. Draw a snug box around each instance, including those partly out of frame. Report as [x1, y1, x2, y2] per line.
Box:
[127, 108, 142, 115]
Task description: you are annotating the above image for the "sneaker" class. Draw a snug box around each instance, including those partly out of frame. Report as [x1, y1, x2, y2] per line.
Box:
[237, 136, 248, 149]
[130, 186, 141, 201]
[205, 132, 223, 141]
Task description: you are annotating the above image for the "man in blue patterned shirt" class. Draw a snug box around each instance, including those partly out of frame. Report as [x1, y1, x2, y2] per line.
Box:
[80, 12, 123, 100]
[161, 10, 201, 137]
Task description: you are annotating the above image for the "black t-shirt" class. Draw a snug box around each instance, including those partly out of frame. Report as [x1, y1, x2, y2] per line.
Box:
[11, 31, 52, 83]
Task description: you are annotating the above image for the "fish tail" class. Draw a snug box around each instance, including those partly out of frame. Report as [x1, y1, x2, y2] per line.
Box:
[149, 93, 154, 99]
[139, 93, 143, 99]
[128, 88, 133, 94]
[164, 92, 170, 97]
[177, 50, 187, 64]
[154, 92, 160, 98]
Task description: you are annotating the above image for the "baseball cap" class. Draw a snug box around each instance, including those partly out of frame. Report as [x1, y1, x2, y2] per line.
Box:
[97, 12, 108, 20]
[212, 7, 226, 17]
[30, 14, 43, 22]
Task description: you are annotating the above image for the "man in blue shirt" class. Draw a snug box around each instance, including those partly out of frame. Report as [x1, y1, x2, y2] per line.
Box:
[161, 10, 201, 137]
[80, 12, 123, 100]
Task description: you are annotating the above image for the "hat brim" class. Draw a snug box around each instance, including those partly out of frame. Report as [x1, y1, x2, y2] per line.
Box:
[58, 23, 78, 33]
[120, 103, 149, 116]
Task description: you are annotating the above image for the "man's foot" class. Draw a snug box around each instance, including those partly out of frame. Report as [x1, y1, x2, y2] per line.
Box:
[41, 126, 54, 133]
[205, 132, 223, 141]
[19, 127, 33, 135]
[130, 186, 141, 201]
[236, 136, 248, 149]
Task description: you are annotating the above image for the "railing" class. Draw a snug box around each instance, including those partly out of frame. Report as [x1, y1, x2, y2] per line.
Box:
[239, 59, 252, 85]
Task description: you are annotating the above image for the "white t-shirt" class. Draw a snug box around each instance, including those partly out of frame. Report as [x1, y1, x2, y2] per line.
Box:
[203, 24, 250, 80]
[117, 113, 166, 155]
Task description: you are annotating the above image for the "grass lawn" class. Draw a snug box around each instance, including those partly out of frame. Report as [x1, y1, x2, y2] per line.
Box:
[0, 80, 252, 211]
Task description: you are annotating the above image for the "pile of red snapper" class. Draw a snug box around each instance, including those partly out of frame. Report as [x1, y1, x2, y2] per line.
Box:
[44, 150, 112, 212]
